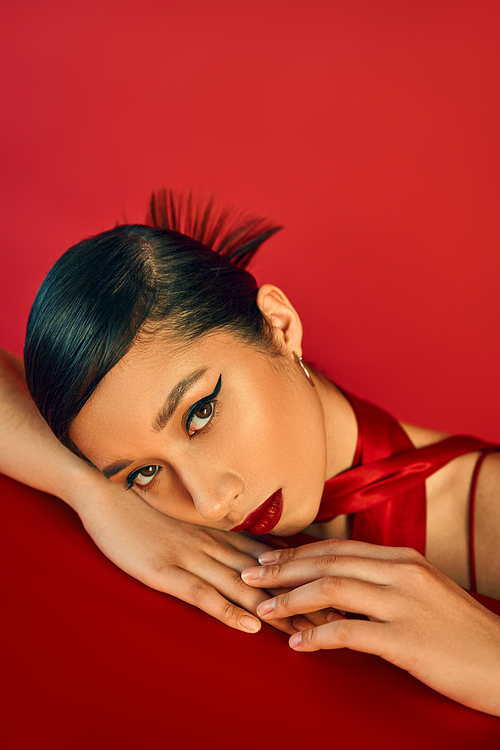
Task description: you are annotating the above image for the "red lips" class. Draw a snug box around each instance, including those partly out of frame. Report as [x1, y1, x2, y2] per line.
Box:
[230, 489, 283, 535]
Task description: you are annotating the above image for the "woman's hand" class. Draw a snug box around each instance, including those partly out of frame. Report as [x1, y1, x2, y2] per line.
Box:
[241, 538, 500, 715]
[75, 469, 304, 635]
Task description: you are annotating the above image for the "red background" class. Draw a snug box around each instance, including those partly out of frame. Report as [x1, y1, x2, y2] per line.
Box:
[1, 2, 500, 748]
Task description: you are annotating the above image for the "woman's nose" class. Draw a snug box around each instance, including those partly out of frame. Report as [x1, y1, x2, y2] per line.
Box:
[181, 468, 244, 522]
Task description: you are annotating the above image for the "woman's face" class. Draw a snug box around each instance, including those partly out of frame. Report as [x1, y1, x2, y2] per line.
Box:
[70, 290, 328, 536]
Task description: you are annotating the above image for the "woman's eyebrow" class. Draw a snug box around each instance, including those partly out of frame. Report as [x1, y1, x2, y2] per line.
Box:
[102, 460, 134, 479]
[101, 367, 209, 479]
[152, 367, 208, 432]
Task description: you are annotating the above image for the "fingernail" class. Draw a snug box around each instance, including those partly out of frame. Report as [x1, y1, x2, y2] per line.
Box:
[241, 567, 265, 582]
[240, 616, 261, 633]
[256, 599, 276, 617]
[258, 551, 279, 565]
[289, 632, 302, 648]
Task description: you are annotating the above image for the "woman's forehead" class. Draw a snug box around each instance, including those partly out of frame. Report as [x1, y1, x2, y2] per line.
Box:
[120, 329, 256, 374]
[70, 330, 270, 441]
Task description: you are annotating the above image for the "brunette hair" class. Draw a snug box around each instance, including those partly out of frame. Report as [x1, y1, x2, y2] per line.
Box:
[24, 189, 281, 450]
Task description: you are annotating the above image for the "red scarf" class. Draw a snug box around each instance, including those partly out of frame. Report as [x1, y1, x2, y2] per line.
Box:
[317, 391, 498, 563]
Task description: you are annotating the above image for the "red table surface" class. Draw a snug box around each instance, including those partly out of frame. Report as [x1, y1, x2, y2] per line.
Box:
[1, 473, 499, 750]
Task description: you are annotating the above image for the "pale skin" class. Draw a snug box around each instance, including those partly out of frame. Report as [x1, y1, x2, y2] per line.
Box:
[1, 284, 499, 714]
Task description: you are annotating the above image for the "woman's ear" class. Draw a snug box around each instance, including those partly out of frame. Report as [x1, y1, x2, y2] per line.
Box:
[256, 284, 303, 357]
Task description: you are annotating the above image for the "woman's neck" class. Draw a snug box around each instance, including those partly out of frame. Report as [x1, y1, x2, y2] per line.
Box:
[312, 369, 359, 481]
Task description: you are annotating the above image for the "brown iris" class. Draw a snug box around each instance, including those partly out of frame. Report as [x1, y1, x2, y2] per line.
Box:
[194, 403, 212, 419]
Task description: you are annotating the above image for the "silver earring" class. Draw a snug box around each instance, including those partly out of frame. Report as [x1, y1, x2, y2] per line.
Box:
[293, 351, 315, 387]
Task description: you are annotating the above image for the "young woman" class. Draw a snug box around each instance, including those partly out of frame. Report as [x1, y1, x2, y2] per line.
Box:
[1, 190, 499, 716]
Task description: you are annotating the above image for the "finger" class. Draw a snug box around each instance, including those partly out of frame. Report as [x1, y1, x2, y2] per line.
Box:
[303, 608, 346, 625]
[207, 544, 265, 574]
[199, 531, 276, 574]
[265, 588, 340, 629]
[255, 576, 387, 622]
[264, 585, 347, 626]
[289, 617, 385, 655]
[294, 609, 345, 630]
[209, 528, 276, 559]
[258, 539, 421, 566]
[163, 566, 263, 633]
[292, 616, 315, 631]
[204, 548, 310, 626]
[242, 553, 397, 589]
[264, 587, 335, 626]
[207, 560, 299, 633]
[233, 532, 278, 558]
[181, 557, 297, 635]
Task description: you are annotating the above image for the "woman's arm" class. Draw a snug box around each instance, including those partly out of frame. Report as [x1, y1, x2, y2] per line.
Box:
[0, 348, 293, 635]
[0, 349, 90, 504]
[242, 539, 500, 716]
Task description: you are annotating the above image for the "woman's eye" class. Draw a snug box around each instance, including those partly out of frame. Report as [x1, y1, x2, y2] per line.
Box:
[132, 465, 159, 486]
[187, 401, 215, 436]
[186, 375, 222, 437]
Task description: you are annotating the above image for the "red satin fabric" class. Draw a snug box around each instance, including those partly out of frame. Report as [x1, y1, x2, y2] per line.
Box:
[316, 390, 499, 577]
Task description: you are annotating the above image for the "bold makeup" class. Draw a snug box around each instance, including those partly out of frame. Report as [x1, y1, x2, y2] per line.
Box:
[186, 374, 222, 436]
[230, 489, 283, 535]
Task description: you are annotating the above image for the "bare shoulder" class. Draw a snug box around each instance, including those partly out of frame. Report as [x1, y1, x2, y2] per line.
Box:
[474, 451, 500, 599]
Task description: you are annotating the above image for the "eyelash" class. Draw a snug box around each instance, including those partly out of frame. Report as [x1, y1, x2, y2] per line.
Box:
[124, 465, 160, 493]
[124, 375, 222, 493]
[185, 375, 222, 438]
